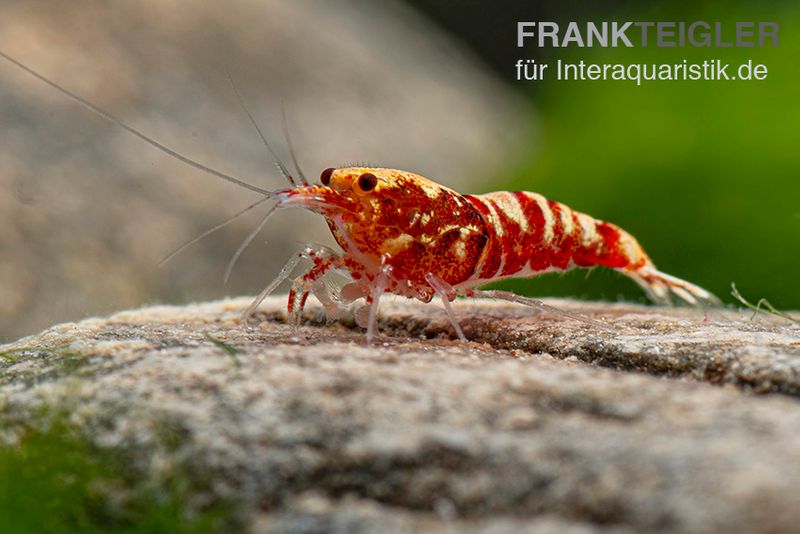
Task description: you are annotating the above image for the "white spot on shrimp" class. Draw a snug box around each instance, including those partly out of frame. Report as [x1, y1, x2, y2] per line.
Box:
[491, 192, 529, 233]
[420, 183, 441, 199]
[382, 233, 414, 254]
[558, 204, 575, 239]
[484, 201, 505, 237]
[452, 239, 466, 260]
[576, 213, 600, 247]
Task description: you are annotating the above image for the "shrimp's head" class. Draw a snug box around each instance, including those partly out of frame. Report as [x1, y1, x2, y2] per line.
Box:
[291, 167, 486, 285]
[277, 166, 453, 220]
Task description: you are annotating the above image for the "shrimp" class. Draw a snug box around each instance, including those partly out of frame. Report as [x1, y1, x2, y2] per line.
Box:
[0, 51, 718, 344]
[252, 168, 718, 342]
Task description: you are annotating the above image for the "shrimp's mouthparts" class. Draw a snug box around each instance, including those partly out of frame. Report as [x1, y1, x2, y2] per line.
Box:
[275, 186, 358, 214]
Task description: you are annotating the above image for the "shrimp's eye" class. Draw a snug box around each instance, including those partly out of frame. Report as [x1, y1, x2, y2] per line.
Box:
[320, 167, 335, 186]
[357, 172, 378, 192]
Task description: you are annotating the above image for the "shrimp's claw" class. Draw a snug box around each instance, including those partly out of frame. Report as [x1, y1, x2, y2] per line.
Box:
[630, 267, 720, 307]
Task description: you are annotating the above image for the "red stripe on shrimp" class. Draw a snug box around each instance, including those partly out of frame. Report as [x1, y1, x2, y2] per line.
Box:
[545, 200, 569, 269]
[483, 194, 529, 277]
[464, 195, 502, 279]
[513, 192, 556, 272]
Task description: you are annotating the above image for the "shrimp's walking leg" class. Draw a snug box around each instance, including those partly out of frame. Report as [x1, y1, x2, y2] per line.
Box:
[309, 279, 348, 322]
[465, 289, 612, 331]
[426, 273, 467, 342]
[360, 265, 392, 345]
[286, 254, 341, 325]
[242, 245, 343, 326]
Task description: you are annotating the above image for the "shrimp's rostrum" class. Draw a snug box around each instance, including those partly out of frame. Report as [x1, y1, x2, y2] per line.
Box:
[268, 167, 718, 342]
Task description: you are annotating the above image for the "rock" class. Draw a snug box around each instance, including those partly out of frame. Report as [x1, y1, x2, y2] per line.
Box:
[1, 296, 799, 532]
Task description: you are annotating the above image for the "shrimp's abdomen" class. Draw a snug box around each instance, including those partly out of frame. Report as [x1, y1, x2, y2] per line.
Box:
[464, 191, 715, 305]
[464, 191, 644, 277]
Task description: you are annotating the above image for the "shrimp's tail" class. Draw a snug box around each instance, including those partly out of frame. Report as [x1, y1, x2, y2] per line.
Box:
[564, 211, 719, 307]
[626, 266, 719, 306]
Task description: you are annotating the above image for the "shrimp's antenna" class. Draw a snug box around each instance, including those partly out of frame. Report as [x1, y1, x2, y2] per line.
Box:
[281, 100, 309, 185]
[0, 50, 272, 196]
[158, 195, 273, 266]
[223, 68, 298, 187]
[223, 201, 281, 284]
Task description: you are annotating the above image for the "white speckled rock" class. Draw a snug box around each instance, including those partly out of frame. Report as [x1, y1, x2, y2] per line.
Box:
[1, 296, 799, 532]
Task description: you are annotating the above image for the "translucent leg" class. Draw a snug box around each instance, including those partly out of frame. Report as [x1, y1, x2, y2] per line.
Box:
[287, 279, 309, 326]
[242, 254, 302, 325]
[339, 282, 366, 305]
[311, 279, 348, 321]
[467, 289, 613, 331]
[426, 273, 467, 342]
[287, 254, 340, 326]
[242, 245, 340, 326]
[365, 265, 392, 345]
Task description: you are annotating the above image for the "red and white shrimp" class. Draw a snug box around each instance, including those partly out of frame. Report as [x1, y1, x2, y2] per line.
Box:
[0, 51, 718, 344]
[248, 167, 718, 342]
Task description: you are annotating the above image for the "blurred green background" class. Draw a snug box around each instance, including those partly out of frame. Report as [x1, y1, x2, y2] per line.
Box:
[410, 0, 799, 308]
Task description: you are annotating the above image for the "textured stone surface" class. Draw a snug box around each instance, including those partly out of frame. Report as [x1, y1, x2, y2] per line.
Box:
[1, 296, 799, 532]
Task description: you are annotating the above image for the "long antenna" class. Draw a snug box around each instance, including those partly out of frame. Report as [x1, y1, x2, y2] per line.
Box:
[158, 195, 272, 266]
[223, 68, 298, 187]
[0, 50, 272, 196]
[281, 100, 309, 185]
[223, 202, 280, 284]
